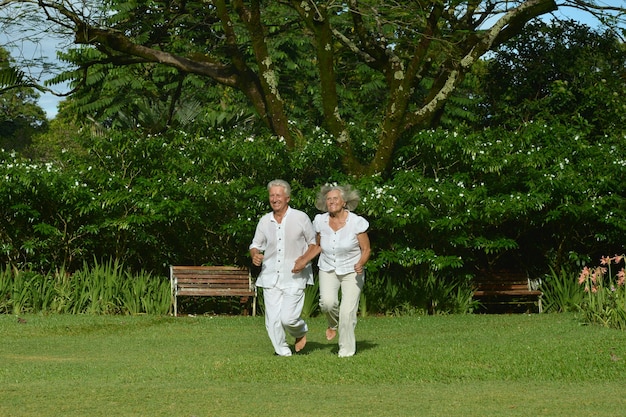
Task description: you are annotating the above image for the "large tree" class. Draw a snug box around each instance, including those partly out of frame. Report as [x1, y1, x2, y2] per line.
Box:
[1, 0, 624, 175]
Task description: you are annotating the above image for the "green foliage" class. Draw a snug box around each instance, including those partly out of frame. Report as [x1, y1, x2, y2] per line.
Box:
[0, 124, 344, 273]
[0, 47, 48, 152]
[14, 0, 584, 175]
[2, 114, 626, 314]
[540, 267, 584, 313]
[391, 122, 626, 273]
[301, 280, 320, 319]
[0, 259, 169, 315]
[0, 65, 24, 89]
[481, 19, 626, 137]
[53, 47, 235, 133]
[361, 268, 476, 316]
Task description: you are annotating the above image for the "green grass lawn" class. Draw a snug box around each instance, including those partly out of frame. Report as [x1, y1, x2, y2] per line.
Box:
[1, 313, 625, 416]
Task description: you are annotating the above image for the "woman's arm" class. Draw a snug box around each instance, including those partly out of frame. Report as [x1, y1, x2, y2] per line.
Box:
[354, 232, 371, 274]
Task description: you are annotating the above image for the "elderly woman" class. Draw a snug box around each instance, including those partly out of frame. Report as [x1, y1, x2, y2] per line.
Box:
[313, 184, 371, 357]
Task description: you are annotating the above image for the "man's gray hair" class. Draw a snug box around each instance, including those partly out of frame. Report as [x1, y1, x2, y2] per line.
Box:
[315, 184, 360, 211]
[267, 179, 291, 196]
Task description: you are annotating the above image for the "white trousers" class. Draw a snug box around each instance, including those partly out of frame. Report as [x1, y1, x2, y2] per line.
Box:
[318, 270, 364, 357]
[262, 286, 308, 356]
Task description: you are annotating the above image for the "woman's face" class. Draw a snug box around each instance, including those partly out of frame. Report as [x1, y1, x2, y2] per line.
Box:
[325, 189, 344, 214]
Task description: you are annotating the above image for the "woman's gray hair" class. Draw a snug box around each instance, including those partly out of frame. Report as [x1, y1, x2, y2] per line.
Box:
[315, 184, 360, 211]
[267, 179, 291, 196]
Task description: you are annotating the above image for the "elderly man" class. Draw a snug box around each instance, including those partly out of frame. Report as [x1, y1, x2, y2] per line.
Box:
[250, 179, 320, 356]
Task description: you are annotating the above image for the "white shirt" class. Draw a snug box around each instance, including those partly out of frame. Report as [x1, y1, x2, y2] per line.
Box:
[249, 207, 316, 289]
[313, 211, 369, 275]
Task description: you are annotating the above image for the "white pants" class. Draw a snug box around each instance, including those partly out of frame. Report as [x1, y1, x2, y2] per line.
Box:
[318, 270, 364, 357]
[262, 286, 308, 356]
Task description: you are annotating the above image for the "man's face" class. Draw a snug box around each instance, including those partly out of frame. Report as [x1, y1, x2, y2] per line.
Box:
[268, 186, 290, 213]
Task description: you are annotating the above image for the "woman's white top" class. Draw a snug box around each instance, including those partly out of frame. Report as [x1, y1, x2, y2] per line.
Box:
[313, 211, 369, 275]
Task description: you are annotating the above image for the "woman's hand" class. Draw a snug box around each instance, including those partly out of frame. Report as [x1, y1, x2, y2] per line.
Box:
[292, 257, 307, 274]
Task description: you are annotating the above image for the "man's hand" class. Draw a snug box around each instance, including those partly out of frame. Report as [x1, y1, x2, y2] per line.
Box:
[252, 252, 264, 266]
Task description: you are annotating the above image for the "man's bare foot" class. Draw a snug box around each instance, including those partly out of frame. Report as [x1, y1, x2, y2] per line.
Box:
[295, 334, 307, 352]
[325, 327, 337, 341]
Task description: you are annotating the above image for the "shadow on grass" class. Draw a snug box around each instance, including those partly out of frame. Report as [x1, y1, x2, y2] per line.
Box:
[297, 339, 378, 355]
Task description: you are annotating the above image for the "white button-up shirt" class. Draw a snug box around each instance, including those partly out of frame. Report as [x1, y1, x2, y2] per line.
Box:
[314, 211, 369, 275]
[250, 207, 316, 289]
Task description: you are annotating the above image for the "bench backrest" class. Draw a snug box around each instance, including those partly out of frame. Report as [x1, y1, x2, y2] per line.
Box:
[474, 271, 532, 291]
[170, 265, 253, 293]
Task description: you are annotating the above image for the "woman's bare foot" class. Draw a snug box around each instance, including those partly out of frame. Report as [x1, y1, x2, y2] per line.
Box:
[325, 327, 337, 340]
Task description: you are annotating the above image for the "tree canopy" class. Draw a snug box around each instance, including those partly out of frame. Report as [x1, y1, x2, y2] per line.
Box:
[2, 0, 624, 175]
[481, 18, 626, 135]
[0, 47, 47, 151]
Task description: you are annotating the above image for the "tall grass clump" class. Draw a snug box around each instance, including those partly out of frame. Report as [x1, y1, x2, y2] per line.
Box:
[540, 267, 584, 313]
[577, 255, 626, 329]
[301, 279, 320, 318]
[0, 259, 170, 315]
[0, 267, 59, 314]
[363, 265, 477, 315]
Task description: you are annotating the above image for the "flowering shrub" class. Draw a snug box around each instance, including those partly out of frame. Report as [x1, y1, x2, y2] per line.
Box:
[578, 255, 626, 329]
[2, 116, 626, 314]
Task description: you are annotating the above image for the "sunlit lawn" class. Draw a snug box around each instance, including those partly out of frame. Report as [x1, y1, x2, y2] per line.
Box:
[1, 313, 625, 416]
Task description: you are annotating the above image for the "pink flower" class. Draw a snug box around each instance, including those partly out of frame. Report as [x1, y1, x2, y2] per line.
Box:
[591, 267, 606, 285]
[591, 268, 599, 284]
[600, 256, 611, 265]
[614, 255, 624, 264]
[591, 286, 598, 293]
[578, 267, 590, 284]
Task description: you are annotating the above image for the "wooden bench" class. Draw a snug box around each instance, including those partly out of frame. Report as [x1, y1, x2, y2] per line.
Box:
[473, 270, 543, 313]
[170, 266, 256, 316]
